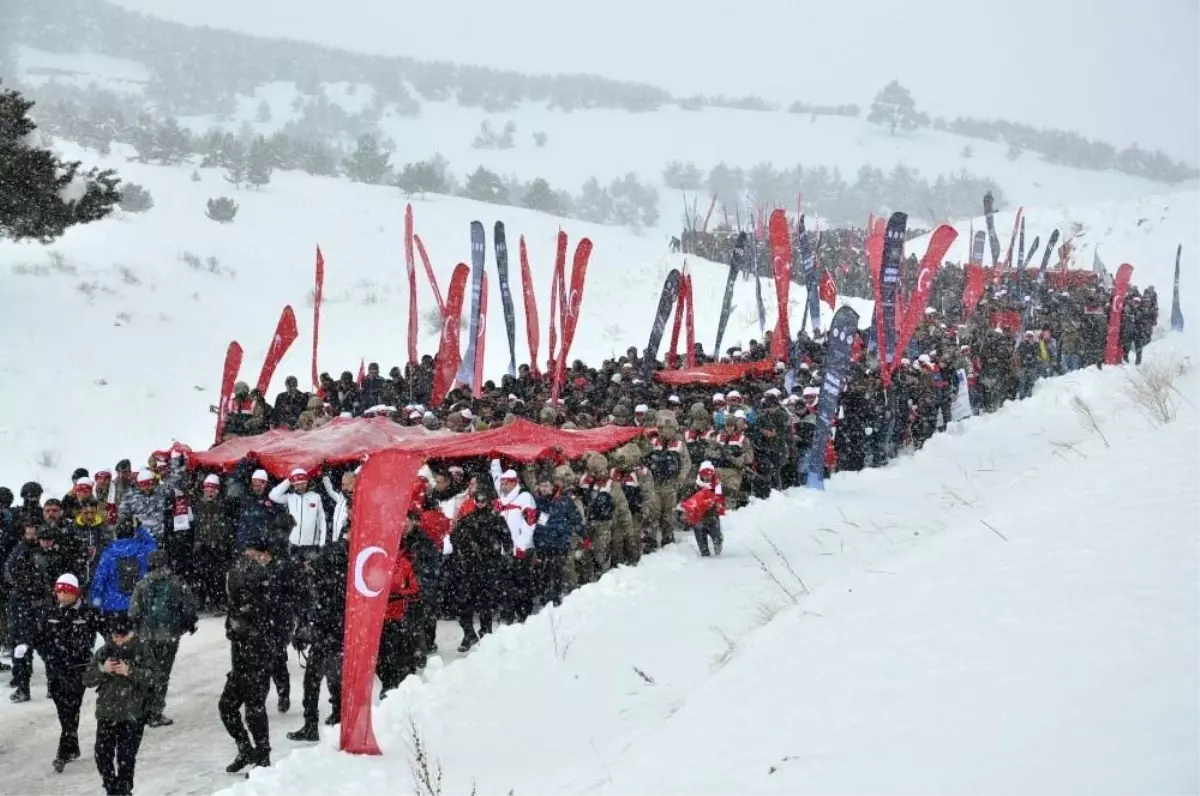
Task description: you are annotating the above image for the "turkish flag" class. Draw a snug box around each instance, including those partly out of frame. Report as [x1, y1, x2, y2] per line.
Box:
[340, 449, 425, 755]
[818, 268, 837, 311]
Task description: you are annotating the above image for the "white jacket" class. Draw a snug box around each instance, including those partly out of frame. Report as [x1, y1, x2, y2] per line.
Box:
[491, 459, 536, 553]
[269, 480, 329, 548]
[321, 476, 350, 543]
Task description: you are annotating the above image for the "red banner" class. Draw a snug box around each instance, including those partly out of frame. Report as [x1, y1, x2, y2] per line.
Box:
[819, 268, 837, 311]
[431, 263, 470, 406]
[256, 305, 299, 396]
[547, 231, 567, 374]
[1002, 207, 1023, 270]
[215, 341, 243, 445]
[668, 269, 686, 367]
[519, 235, 541, 378]
[655, 359, 774, 386]
[768, 209, 791, 361]
[356, 358, 365, 388]
[963, 263, 986, 318]
[552, 237, 593, 401]
[312, 246, 324, 390]
[889, 225, 957, 377]
[1104, 263, 1134, 365]
[684, 273, 696, 367]
[405, 204, 418, 366]
[413, 233, 445, 319]
[340, 449, 425, 756]
[471, 274, 489, 399]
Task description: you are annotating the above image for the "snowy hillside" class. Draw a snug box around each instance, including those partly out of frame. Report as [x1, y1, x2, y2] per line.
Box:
[196, 337, 1195, 796]
[12, 43, 1186, 225]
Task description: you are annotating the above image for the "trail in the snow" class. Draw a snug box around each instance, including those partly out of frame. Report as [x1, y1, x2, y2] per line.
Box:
[0, 621, 467, 795]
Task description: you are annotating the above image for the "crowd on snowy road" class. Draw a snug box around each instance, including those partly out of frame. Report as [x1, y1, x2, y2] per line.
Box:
[0, 267, 1158, 795]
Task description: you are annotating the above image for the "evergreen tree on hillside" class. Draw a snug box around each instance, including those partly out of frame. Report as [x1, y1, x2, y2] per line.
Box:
[0, 83, 121, 242]
[343, 134, 391, 184]
[575, 177, 613, 224]
[397, 155, 453, 197]
[705, 163, 745, 213]
[662, 160, 704, 191]
[522, 178, 570, 216]
[256, 100, 272, 123]
[462, 165, 507, 204]
[868, 80, 927, 135]
[245, 136, 274, 189]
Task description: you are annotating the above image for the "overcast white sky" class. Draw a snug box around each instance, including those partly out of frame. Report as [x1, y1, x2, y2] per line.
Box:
[113, 0, 1199, 163]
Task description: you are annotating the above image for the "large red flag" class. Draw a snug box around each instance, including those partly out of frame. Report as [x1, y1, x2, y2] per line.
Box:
[256, 305, 299, 396]
[431, 263, 470, 406]
[890, 225, 958, 377]
[963, 263, 986, 319]
[413, 233, 445, 319]
[768, 209, 791, 361]
[519, 235, 541, 378]
[214, 341, 243, 445]
[819, 268, 838, 311]
[552, 237, 593, 401]
[683, 273, 696, 367]
[405, 205, 418, 366]
[471, 274, 489, 399]
[311, 246, 324, 390]
[340, 449, 425, 756]
[1104, 263, 1134, 365]
[356, 358, 365, 388]
[1002, 207, 1023, 270]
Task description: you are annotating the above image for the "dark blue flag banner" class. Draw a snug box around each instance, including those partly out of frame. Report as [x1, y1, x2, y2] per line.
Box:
[879, 212, 907, 369]
[1171, 244, 1185, 333]
[797, 215, 820, 332]
[806, 304, 860, 491]
[457, 221, 487, 388]
[494, 221, 518, 377]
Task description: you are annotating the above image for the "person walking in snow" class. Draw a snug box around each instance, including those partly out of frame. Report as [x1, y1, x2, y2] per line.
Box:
[88, 520, 157, 630]
[7, 520, 72, 702]
[680, 461, 725, 557]
[83, 612, 155, 796]
[219, 533, 278, 773]
[128, 550, 197, 728]
[490, 460, 538, 623]
[191, 473, 235, 612]
[448, 481, 509, 653]
[287, 534, 348, 741]
[42, 573, 101, 773]
[117, 453, 186, 542]
[533, 470, 584, 607]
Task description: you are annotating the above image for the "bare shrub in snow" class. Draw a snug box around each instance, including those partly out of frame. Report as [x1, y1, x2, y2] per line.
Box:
[549, 613, 574, 661]
[76, 281, 100, 298]
[48, 251, 77, 275]
[117, 265, 141, 285]
[11, 263, 51, 276]
[180, 251, 203, 270]
[118, 183, 154, 213]
[1070, 394, 1110, 448]
[1124, 357, 1192, 426]
[38, 449, 59, 469]
[405, 716, 443, 796]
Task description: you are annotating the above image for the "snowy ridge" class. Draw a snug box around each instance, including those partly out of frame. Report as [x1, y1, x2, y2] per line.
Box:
[215, 337, 1200, 796]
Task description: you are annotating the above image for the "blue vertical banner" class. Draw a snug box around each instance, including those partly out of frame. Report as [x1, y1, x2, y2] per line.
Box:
[493, 221, 518, 377]
[797, 215, 820, 333]
[1171, 244, 1185, 332]
[879, 212, 907, 370]
[457, 221, 487, 388]
[806, 305, 860, 491]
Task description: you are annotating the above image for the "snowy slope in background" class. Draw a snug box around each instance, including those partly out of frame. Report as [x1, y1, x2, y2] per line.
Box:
[13, 45, 1183, 223]
[211, 337, 1199, 796]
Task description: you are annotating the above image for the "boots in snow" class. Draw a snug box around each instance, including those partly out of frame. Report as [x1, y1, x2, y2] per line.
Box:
[287, 723, 319, 742]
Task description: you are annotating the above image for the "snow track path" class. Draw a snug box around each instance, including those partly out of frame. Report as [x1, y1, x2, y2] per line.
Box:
[0, 622, 466, 795]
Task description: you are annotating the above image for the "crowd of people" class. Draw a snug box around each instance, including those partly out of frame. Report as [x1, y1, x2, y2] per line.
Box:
[0, 252, 1158, 794]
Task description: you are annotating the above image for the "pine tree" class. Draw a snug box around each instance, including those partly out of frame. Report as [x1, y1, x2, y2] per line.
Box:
[574, 177, 613, 224]
[462, 166, 507, 203]
[0, 83, 121, 242]
[497, 120, 516, 149]
[471, 120, 497, 149]
[867, 81, 927, 135]
[397, 157, 452, 197]
[256, 100, 272, 123]
[522, 178, 568, 215]
[245, 137, 274, 190]
[205, 197, 239, 223]
[343, 134, 391, 184]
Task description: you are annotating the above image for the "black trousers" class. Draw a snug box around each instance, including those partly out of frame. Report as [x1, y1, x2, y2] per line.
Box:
[538, 551, 567, 605]
[163, 531, 194, 585]
[270, 640, 290, 700]
[48, 671, 85, 760]
[192, 545, 229, 610]
[94, 719, 144, 796]
[301, 645, 342, 725]
[376, 619, 418, 693]
[143, 639, 180, 718]
[218, 641, 272, 755]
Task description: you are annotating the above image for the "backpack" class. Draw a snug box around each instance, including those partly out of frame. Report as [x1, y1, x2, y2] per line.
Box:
[143, 578, 177, 635]
[117, 554, 142, 597]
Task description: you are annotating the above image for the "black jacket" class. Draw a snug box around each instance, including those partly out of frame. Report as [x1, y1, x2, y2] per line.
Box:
[272, 388, 311, 429]
[82, 637, 156, 723]
[305, 539, 348, 651]
[225, 556, 278, 648]
[41, 599, 101, 675]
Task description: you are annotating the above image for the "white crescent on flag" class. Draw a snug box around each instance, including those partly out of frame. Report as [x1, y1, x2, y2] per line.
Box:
[353, 546, 387, 597]
[917, 266, 934, 294]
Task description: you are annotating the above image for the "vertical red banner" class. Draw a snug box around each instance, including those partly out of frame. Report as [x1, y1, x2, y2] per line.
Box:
[471, 274, 489, 399]
[312, 246, 324, 390]
[340, 450, 425, 756]
[768, 209, 792, 361]
[668, 269, 686, 367]
[552, 238, 593, 401]
[214, 341, 243, 445]
[256, 305, 299, 396]
[1104, 263, 1134, 365]
[413, 233, 445, 318]
[1002, 207, 1024, 270]
[547, 231, 567, 375]
[963, 264, 986, 319]
[519, 235, 541, 378]
[683, 274, 696, 367]
[405, 205, 419, 366]
[890, 225, 958, 377]
[431, 263, 470, 407]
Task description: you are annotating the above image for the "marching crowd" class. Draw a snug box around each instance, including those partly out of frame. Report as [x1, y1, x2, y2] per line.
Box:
[0, 262, 1158, 794]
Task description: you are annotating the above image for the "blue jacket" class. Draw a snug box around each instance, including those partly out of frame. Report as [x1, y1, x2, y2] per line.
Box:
[89, 527, 157, 614]
[235, 492, 280, 551]
[533, 492, 584, 552]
